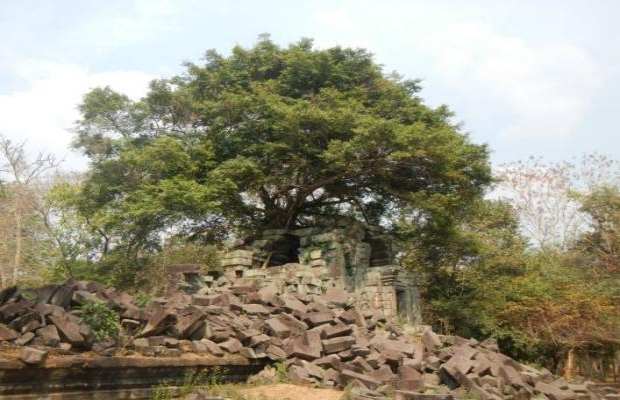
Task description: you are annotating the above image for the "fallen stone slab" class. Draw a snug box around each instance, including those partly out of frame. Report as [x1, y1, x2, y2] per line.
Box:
[20, 346, 48, 365]
[48, 315, 87, 348]
[303, 311, 335, 327]
[0, 325, 18, 341]
[265, 318, 291, 339]
[371, 338, 415, 357]
[322, 335, 356, 354]
[288, 364, 315, 385]
[394, 392, 454, 400]
[138, 308, 176, 337]
[284, 339, 321, 361]
[200, 339, 224, 357]
[535, 381, 576, 400]
[341, 370, 382, 390]
[219, 338, 243, 354]
[321, 323, 353, 339]
[422, 330, 443, 352]
[241, 304, 271, 316]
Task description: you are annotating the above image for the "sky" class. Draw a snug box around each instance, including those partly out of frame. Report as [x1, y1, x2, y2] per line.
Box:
[0, 0, 618, 171]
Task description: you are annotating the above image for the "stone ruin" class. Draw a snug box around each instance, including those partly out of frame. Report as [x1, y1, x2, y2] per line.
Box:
[0, 278, 618, 399]
[219, 220, 422, 325]
[0, 222, 618, 399]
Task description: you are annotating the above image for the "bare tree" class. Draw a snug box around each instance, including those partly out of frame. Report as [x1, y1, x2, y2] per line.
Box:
[0, 135, 59, 286]
[496, 154, 620, 250]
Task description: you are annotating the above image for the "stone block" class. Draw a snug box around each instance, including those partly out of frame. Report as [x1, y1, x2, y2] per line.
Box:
[422, 330, 443, 352]
[266, 344, 287, 360]
[371, 339, 415, 357]
[48, 315, 87, 348]
[20, 346, 48, 364]
[200, 339, 223, 356]
[16, 332, 35, 346]
[322, 335, 356, 354]
[285, 340, 321, 361]
[236, 328, 262, 343]
[535, 381, 575, 400]
[241, 304, 271, 316]
[219, 338, 243, 354]
[288, 364, 315, 385]
[321, 323, 353, 339]
[265, 318, 291, 339]
[340, 308, 367, 328]
[176, 310, 206, 339]
[394, 392, 454, 400]
[0, 325, 18, 341]
[341, 370, 382, 390]
[369, 365, 397, 384]
[138, 308, 176, 337]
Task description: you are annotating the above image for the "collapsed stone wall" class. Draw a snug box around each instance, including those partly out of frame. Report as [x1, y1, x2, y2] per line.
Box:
[220, 221, 422, 324]
[0, 279, 617, 400]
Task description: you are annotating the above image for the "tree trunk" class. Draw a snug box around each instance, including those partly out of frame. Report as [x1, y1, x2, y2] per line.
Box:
[12, 208, 22, 286]
[564, 347, 576, 380]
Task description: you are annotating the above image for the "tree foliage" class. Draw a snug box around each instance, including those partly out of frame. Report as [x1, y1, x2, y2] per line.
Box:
[68, 36, 491, 258]
[0, 135, 59, 287]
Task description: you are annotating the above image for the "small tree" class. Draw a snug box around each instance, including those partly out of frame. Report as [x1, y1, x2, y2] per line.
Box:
[0, 136, 59, 286]
[496, 154, 620, 250]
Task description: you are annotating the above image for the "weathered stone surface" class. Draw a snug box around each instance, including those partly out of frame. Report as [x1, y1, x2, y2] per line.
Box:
[265, 318, 291, 339]
[266, 344, 287, 360]
[422, 329, 443, 352]
[321, 323, 353, 339]
[288, 364, 315, 385]
[322, 335, 356, 354]
[371, 339, 415, 357]
[248, 333, 271, 348]
[303, 311, 335, 327]
[0, 301, 30, 322]
[285, 339, 321, 361]
[200, 339, 224, 356]
[394, 392, 454, 400]
[138, 308, 176, 337]
[341, 370, 382, 390]
[241, 304, 271, 316]
[0, 324, 19, 341]
[535, 381, 575, 400]
[15, 331, 35, 345]
[176, 310, 206, 339]
[340, 308, 366, 328]
[219, 338, 243, 354]
[48, 315, 87, 348]
[20, 346, 48, 364]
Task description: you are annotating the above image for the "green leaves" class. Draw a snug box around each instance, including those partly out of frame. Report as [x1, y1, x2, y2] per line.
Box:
[68, 35, 491, 263]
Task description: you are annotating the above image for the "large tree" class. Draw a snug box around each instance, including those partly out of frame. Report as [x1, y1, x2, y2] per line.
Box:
[69, 36, 491, 255]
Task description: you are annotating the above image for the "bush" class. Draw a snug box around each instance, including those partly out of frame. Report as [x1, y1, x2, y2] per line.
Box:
[79, 300, 120, 341]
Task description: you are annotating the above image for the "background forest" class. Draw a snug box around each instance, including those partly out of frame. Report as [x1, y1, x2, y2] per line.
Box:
[0, 37, 617, 377]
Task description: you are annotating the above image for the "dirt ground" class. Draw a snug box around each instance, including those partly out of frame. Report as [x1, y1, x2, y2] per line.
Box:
[238, 383, 343, 400]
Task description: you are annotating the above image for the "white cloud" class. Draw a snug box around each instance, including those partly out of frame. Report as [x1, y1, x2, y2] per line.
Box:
[424, 23, 601, 138]
[75, 0, 177, 53]
[0, 62, 155, 171]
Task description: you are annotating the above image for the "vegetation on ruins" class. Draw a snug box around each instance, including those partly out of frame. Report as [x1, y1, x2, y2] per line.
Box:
[0, 36, 617, 376]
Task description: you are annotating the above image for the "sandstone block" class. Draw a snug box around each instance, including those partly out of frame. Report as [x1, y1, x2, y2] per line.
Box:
[20, 346, 48, 364]
[265, 318, 291, 339]
[219, 338, 243, 354]
[322, 335, 356, 354]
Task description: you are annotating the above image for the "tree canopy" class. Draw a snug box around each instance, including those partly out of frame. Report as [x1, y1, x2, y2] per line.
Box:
[70, 36, 491, 253]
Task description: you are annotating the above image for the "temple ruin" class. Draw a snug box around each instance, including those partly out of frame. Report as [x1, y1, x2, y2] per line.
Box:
[219, 220, 422, 324]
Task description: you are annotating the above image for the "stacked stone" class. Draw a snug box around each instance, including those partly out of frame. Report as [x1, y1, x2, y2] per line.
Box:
[0, 280, 617, 400]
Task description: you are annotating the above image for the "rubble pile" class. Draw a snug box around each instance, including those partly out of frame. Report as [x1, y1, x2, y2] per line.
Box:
[0, 279, 617, 400]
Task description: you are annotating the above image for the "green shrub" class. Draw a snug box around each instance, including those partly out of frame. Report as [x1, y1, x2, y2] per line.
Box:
[79, 300, 120, 341]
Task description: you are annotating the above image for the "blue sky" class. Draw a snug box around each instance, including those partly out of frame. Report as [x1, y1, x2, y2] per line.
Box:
[1, 0, 618, 170]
